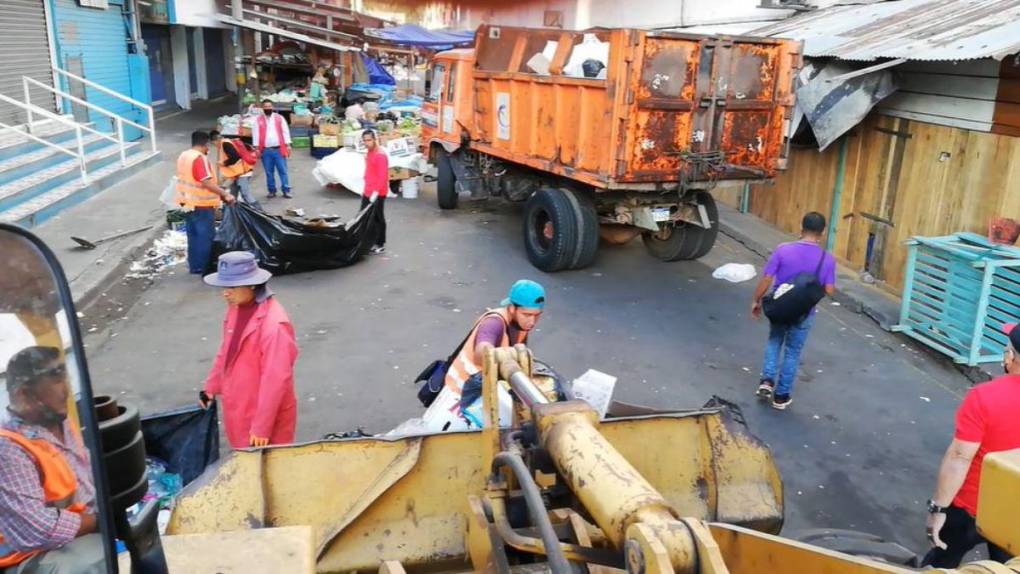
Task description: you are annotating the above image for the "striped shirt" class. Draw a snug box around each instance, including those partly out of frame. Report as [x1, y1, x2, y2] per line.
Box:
[0, 412, 95, 553]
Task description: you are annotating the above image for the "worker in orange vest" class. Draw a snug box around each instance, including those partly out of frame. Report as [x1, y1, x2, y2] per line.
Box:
[176, 131, 235, 275]
[420, 280, 545, 425]
[0, 346, 105, 573]
[210, 130, 258, 206]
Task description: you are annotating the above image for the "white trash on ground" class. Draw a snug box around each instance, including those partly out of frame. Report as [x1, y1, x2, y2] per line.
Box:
[126, 230, 187, 279]
[312, 145, 429, 196]
[712, 263, 757, 283]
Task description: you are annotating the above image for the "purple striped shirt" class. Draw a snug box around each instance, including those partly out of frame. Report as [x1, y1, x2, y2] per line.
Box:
[0, 412, 95, 553]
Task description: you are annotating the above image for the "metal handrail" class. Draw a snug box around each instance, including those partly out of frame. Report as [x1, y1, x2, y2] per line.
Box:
[50, 66, 157, 153]
[0, 94, 88, 184]
[24, 76, 148, 165]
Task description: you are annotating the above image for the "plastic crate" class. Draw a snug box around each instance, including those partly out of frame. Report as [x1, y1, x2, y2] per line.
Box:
[291, 136, 311, 149]
[893, 232, 1020, 365]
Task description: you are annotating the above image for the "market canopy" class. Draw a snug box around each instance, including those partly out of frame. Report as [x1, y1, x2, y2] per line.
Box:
[364, 24, 475, 49]
[216, 14, 360, 52]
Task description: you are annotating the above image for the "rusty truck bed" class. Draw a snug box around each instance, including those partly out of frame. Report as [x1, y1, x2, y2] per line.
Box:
[463, 25, 801, 190]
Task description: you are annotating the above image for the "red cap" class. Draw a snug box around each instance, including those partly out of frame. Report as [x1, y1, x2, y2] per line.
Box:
[1004, 323, 1020, 350]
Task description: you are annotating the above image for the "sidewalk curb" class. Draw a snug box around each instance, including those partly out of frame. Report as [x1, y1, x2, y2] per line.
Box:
[718, 209, 994, 384]
[71, 216, 168, 312]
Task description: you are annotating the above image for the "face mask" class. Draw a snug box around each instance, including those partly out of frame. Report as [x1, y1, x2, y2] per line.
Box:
[30, 392, 67, 425]
[264, 109, 273, 116]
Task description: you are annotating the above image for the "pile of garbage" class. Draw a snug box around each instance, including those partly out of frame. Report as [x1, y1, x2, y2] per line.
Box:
[126, 230, 187, 280]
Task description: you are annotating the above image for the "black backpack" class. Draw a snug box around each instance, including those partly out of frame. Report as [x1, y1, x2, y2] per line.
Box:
[762, 247, 829, 325]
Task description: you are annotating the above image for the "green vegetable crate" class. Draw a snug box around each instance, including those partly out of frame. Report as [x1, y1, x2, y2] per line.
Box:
[291, 136, 311, 149]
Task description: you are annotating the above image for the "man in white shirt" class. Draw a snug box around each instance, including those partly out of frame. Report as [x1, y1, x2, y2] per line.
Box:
[253, 99, 293, 199]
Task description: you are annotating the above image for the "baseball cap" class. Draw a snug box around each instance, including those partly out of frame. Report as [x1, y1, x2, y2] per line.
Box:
[501, 279, 546, 310]
[1003, 323, 1020, 351]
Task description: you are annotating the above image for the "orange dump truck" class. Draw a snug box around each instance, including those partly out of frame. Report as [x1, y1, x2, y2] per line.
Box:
[421, 25, 801, 272]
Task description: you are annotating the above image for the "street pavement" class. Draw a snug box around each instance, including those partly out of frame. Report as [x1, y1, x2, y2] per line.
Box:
[74, 128, 977, 560]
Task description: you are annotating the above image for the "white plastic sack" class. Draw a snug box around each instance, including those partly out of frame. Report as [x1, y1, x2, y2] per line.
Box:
[563, 34, 610, 78]
[712, 263, 757, 283]
[312, 148, 428, 195]
[159, 177, 179, 210]
[571, 369, 616, 419]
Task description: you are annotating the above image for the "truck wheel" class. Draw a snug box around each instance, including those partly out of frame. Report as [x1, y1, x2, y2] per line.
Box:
[641, 192, 719, 261]
[523, 188, 578, 272]
[562, 188, 599, 269]
[437, 150, 458, 210]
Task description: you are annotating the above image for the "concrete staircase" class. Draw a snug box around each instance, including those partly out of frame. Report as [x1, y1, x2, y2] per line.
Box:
[0, 118, 160, 227]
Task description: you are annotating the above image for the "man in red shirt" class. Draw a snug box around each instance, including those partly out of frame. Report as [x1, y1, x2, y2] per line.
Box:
[922, 323, 1020, 567]
[361, 130, 389, 255]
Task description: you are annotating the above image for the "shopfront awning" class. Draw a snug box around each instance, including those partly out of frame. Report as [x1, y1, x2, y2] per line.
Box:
[364, 24, 475, 49]
[216, 14, 360, 52]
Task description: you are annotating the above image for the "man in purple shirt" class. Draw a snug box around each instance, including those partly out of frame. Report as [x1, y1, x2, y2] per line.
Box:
[0, 346, 105, 573]
[750, 212, 836, 410]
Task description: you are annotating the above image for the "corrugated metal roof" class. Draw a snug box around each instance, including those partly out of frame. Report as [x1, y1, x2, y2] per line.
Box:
[749, 0, 1020, 61]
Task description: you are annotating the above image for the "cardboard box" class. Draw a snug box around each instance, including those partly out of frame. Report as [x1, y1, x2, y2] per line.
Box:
[388, 167, 418, 181]
[319, 123, 341, 136]
[291, 114, 314, 127]
[239, 126, 252, 138]
[313, 134, 340, 148]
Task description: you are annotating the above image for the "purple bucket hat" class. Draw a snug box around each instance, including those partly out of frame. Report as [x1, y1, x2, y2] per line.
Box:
[203, 251, 272, 287]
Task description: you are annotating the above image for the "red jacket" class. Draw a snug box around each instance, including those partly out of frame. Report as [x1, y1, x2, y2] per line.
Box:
[364, 149, 389, 198]
[204, 297, 299, 448]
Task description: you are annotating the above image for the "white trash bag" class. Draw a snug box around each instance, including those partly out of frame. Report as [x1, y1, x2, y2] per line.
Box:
[712, 263, 757, 283]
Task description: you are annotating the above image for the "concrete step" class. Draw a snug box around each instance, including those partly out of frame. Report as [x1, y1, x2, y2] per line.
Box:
[0, 133, 111, 187]
[0, 118, 82, 161]
[0, 150, 162, 227]
[0, 141, 142, 213]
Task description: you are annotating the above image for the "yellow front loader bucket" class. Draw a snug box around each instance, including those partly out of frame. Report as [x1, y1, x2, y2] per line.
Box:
[167, 406, 783, 573]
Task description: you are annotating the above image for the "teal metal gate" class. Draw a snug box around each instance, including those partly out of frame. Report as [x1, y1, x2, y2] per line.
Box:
[894, 233, 1020, 366]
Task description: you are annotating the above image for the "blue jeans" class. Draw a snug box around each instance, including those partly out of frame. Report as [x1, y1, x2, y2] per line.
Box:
[261, 147, 290, 195]
[761, 313, 816, 396]
[184, 207, 216, 274]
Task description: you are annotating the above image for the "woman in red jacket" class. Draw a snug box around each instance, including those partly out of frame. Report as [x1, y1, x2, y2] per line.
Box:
[199, 251, 299, 448]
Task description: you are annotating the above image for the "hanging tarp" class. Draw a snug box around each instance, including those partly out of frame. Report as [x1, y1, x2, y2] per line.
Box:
[362, 54, 396, 85]
[364, 24, 475, 49]
[794, 61, 897, 150]
[213, 202, 380, 275]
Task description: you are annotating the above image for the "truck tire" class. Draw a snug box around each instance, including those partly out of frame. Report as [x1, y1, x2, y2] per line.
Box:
[562, 188, 599, 270]
[437, 149, 458, 210]
[641, 192, 719, 261]
[523, 188, 578, 272]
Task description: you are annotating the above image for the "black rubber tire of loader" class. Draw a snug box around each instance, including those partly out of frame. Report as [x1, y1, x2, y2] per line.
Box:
[641, 191, 719, 261]
[436, 149, 458, 210]
[523, 188, 579, 272]
[561, 188, 599, 270]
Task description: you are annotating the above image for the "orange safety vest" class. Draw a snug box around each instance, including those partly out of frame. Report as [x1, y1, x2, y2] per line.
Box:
[217, 139, 252, 180]
[444, 308, 528, 394]
[0, 430, 86, 568]
[175, 148, 221, 209]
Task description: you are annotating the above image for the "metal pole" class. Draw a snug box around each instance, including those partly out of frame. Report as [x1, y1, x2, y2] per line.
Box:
[232, 0, 243, 20]
[117, 118, 127, 165]
[76, 124, 88, 184]
[827, 135, 849, 251]
[147, 107, 156, 153]
[23, 79, 34, 134]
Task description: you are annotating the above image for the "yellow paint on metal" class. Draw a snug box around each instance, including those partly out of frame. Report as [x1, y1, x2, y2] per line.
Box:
[598, 410, 783, 533]
[976, 449, 1020, 555]
[120, 526, 316, 573]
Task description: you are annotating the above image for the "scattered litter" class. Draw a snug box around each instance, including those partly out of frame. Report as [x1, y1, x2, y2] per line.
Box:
[452, 308, 461, 313]
[712, 263, 757, 283]
[126, 230, 187, 279]
[830, 301, 841, 306]
[88, 327, 97, 333]
[592, 272, 603, 277]
[920, 396, 931, 402]
[865, 334, 874, 338]
[818, 485, 825, 490]
[393, 365, 399, 370]
[308, 396, 317, 402]
[741, 367, 750, 372]
[317, 330, 327, 334]
[797, 491, 803, 496]
[76, 312, 85, 318]
[285, 207, 306, 217]
[817, 369, 824, 374]
[812, 414, 820, 420]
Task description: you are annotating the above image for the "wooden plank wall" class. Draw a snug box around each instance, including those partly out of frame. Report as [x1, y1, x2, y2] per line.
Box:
[742, 113, 1020, 294]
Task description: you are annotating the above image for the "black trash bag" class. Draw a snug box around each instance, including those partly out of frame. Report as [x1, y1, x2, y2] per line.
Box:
[582, 59, 605, 78]
[141, 404, 220, 486]
[214, 201, 379, 275]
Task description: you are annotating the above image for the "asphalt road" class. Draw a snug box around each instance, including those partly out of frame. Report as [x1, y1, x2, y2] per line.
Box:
[79, 154, 975, 558]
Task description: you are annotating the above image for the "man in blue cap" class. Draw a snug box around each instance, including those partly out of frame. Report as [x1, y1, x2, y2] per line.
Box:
[441, 279, 546, 399]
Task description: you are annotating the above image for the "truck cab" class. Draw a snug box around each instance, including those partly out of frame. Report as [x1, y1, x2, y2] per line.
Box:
[422, 49, 475, 155]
